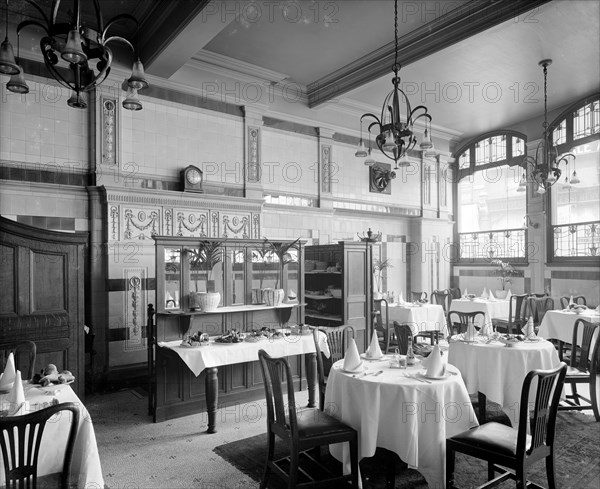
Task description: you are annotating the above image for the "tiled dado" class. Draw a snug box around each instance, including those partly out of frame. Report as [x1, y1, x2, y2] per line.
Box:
[105, 188, 262, 241]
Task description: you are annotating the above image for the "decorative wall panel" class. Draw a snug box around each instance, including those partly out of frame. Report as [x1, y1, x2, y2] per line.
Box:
[175, 209, 210, 237]
[321, 144, 332, 193]
[124, 268, 146, 351]
[218, 212, 252, 239]
[247, 126, 260, 183]
[100, 96, 117, 165]
[123, 207, 161, 241]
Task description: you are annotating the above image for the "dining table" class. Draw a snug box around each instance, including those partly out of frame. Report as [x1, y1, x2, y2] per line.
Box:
[157, 329, 330, 432]
[0, 382, 104, 488]
[449, 298, 510, 335]
[538, 309, 600, 345]
[325, 356, 478, 489]
[448, 335, 561, 427]
[387, 302, 448, 338]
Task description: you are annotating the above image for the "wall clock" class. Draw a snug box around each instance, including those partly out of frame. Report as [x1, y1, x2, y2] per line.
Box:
[181, 165, 203, 193]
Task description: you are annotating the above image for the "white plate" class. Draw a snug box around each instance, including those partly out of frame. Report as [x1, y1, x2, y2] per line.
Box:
[361, 353, 386, 360]
[421, 371, 452, 380]
[340, 363, 366, 374]
[524, 336, 544, 342]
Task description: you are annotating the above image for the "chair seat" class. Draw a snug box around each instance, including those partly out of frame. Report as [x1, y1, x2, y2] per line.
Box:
[449, 422, 531, 457]
[565, 365, 590, 377]
[297, 408, 354, 438]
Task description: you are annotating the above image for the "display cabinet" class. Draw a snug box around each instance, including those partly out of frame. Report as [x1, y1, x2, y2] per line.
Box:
[304, 241, 372, 351]
[149, 236, 309, 425]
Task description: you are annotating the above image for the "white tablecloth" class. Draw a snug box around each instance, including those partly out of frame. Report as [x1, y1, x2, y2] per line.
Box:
[449, 299, 509, 335]
[448, 338, 560, 426]
[325, 358, 477, 489]
[538, 310, 600, 345]
[387, 303, 448, 337]
[158, 331, 329, 376]
[0, 382, 104, 488]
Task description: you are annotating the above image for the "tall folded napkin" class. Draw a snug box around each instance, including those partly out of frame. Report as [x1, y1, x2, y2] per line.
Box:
[480, 287, 489, 300]
[568, 296, 574, 307]
[522, 316, 536, 339]
[462, 288, 468, 298]
[505, 288, 512, 301]
[465, 322, 478, 342]
[0, 351, 16, 391]
[343, 339, 363, 372]
[7, 370, 27, 416]
[488, 290, 496, 302]
[365, 331, 383, 359]
[426, 344, 446, 378]
[398, 291, 405, 304]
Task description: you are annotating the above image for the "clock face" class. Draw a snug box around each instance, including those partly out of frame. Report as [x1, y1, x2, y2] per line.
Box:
[186, 168, 202, 185]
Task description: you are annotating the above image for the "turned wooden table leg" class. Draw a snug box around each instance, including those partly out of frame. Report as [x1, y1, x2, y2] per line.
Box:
[205, 367, 218, 433]
[478, 391, 487, 423]
[306, 353, 316, 408]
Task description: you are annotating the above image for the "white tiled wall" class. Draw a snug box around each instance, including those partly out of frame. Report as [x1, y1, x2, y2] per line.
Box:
[120, 96, 244, 184]
[0, 77, 89, 169]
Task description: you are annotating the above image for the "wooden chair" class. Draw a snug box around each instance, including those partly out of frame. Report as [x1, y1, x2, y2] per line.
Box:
[257, 350, 359, 489]
[410, 291, 428, 302]
[431, 289, 452, 312]
[492, 294, 528, 335]
[527, 297, 554, 328]
[313, 325, 355, 412]
[0, 340, 37, 381]
[373, 299, 395, 354]
[447, 310, 486, 336]
[448, 287, 462, 300]
[392, 321, 413, 355]
[446, 363, 567, 489]
[558, 318, 600, 421]
[559, 295, 587, 309]
[0, 401, 80, 489]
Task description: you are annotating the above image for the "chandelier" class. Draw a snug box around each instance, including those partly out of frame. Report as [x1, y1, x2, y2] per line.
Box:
[355, 0, 432, 170]
[0, 0, 148, 110]
[517, 59, 575, 194]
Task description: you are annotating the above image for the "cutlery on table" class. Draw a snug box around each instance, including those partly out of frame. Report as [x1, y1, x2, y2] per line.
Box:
[404, 373, 431, 384]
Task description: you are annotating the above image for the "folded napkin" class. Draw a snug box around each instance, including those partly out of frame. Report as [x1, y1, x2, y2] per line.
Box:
[522, 316, 536, 339]
[426, 344, 446, 378]
[568, 296, 574, 307]
[488, 290, 496, 302]
[0, 352, 16, 391]
[7, 370, 27, 416]
[343, 339, 363, 372]
[505, 288, 512, 301]
[365, 331, 383, 359]
[462, 288, 468, 298]
[480, 288, 489, 300]
[398, 291, 405, 304]
[465, 322, 478, 342]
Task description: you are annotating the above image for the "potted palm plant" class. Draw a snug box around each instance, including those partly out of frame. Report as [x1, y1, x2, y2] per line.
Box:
[373, 258, 393, 300]
[188, 240, 223, 311]
[262, 238, 300, 306]
[491, 259, 518, 299]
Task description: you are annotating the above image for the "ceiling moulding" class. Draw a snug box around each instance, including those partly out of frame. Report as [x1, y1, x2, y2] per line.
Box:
[306, 0, 552, 108]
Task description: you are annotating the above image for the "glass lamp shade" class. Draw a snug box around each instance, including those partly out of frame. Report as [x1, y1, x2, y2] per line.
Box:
[122, 88, 142, 111]
[0, 38, 20, 75]
[545, 170, 557, 184]
[382, 131, 397, 151]
[67, 91, 87, 109]
[62, 30, 87, 64]
[127, 59, 148, 90]
[355, 139, 368, 158]
[364, 152, 376, 166]
[6, 66, 29, 94]
[419, 129, 433, 151]
[516, 174, 527, 192]
[569, 170, 580, 185]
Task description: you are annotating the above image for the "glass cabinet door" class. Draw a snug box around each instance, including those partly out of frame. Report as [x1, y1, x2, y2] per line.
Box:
[164, 248, 181, 309]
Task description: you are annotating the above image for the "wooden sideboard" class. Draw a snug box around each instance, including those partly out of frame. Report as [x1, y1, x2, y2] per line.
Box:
[148, 237, 313, 431]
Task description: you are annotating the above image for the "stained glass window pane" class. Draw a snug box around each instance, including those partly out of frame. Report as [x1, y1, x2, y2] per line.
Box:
[512, 137, 525, 156]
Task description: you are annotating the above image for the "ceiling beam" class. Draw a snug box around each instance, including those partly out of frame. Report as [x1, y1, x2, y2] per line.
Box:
[138, 0, 234, 79]
[307, 0, 553, 108]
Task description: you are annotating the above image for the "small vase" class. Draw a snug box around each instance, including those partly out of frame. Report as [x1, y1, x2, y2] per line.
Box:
[197, 292, 221, 312]
[495, 290, 508, 300]
[252, 288, 264, 304]
[263, 288, 284, 306]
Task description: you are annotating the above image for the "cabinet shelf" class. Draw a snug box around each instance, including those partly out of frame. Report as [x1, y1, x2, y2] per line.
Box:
[306, 271, 341, 274]
[305, 294, 338, 300]
[158, 302, 302, 316]
[305, 312, 342, 321]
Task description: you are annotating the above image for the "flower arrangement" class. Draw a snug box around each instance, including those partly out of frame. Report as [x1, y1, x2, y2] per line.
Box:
[188, 240, 223, 292]
[263, 238, 300, 289]
[491, 259, 519, 290]
[373, 258, 393, 294]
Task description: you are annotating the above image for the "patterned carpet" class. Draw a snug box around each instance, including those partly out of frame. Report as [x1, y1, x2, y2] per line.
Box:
[87, 388, 599, 489]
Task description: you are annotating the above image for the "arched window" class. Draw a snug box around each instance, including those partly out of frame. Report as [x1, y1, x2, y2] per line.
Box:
[453, 131, 527, 261]
[549, 95, 600, 260]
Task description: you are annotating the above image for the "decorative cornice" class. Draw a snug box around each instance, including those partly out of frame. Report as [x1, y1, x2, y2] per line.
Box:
[101, 186, 264, 213]
[307, 0, 552, 107]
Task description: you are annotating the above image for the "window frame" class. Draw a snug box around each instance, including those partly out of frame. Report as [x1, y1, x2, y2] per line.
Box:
[453, 130, 528, 265]
[546, 94, 600, 265]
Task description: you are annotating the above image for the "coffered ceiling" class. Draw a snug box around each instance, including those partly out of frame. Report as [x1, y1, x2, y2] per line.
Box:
[6, 0, 600, 143]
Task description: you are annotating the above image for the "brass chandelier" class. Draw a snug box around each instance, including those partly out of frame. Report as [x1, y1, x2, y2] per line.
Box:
[517, 59, 575, 194]
[0, 0, 148, 110]
[355, 0, 432, 170]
